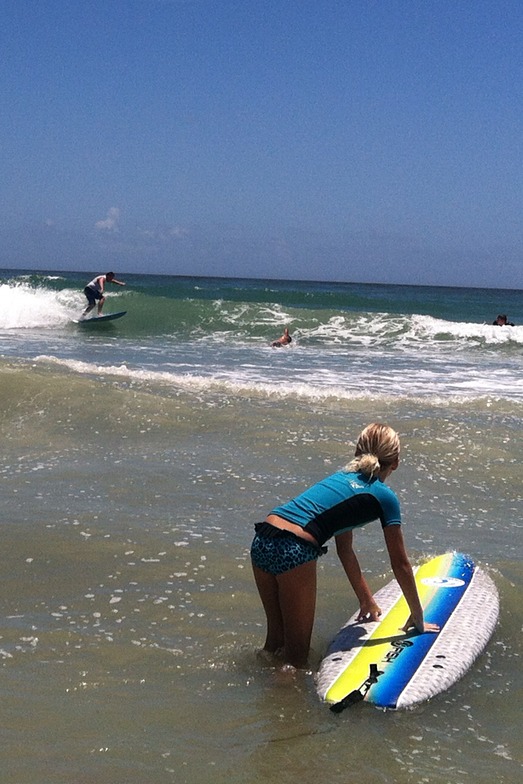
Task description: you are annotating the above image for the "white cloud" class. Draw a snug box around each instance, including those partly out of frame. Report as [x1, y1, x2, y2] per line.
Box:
[95, 207, 120, 232]
[169, 225, 189, 238]
[137, 224, 189, 241]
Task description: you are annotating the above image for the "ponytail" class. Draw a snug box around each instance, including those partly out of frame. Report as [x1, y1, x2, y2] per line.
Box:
[345, 423, 400, 479]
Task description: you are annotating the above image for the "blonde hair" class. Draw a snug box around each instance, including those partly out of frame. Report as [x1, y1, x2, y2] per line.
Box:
[345, 423, 400, 479]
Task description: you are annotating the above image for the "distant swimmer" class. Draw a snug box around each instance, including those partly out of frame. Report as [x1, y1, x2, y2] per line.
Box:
[492, 314, 515, 326]
[271, 327, 292, 348]
[83, 272, 125, 317]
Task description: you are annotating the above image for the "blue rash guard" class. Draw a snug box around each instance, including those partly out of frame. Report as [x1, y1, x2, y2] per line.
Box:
[270, 470, 401, 547]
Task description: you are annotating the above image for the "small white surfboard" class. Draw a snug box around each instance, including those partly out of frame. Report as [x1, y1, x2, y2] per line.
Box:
[316, 552, 499, 711]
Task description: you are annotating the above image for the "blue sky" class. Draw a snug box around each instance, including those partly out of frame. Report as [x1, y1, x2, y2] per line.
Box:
[1, 0, 522, 288]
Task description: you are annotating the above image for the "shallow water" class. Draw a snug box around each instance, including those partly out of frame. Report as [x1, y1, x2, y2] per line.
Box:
[0, 272, 521, 782]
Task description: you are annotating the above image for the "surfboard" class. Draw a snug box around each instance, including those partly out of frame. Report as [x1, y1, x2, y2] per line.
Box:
[316, 552, 499, 711]
[74, 311, 127, 324]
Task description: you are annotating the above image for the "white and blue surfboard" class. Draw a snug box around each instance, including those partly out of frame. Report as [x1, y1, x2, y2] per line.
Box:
[74, 310, 127, 325]
[74, 310, 127, 326]
[316, 553, 499, 711]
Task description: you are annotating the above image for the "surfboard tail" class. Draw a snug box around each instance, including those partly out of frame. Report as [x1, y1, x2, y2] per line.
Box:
[329, 663, 384, 713]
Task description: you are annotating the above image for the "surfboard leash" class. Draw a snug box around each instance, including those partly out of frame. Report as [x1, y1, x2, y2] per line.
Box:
[329, 663, 384, 713]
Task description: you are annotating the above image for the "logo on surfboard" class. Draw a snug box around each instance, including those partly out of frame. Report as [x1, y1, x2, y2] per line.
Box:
[420, 577, 465, 588]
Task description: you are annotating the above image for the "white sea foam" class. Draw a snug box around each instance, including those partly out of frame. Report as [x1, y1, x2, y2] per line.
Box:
[410, 314, 523, 346]
[0, 282, 80, 328]
[33, 351, 523, 404]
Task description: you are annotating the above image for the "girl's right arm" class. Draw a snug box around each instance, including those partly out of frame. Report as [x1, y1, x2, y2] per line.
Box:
[335, 531, 382, 621]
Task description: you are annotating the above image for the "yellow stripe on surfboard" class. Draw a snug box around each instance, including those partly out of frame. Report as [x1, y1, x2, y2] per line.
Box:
[324, 553, 453, 704]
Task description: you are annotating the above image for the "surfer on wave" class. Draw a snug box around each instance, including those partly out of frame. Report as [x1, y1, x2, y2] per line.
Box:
[82, 271, 125, 317]
[250, 423, 440, 669]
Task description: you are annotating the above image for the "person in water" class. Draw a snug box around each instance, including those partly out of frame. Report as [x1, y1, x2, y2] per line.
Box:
[83, 272, 125, 317]
[250, 423, 440, 669]
[271, 327, 292, 347]
[492, 314, 515, 326]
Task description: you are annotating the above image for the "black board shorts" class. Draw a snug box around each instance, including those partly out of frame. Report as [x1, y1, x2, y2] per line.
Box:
[84, 286, 102, 305]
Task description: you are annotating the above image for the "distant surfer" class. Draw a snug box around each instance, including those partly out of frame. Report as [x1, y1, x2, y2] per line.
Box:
[250, 423, 440, 670]
[82, 272, 125, 317]
[271, 327, 292, 347]
[492, 314, 514, 326]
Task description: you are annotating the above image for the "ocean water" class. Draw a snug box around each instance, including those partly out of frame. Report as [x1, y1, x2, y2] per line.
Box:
[0, 269, 521, 783]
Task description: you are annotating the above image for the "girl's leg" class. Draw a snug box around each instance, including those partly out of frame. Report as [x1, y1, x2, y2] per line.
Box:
[277, 560, 317, 668]
[252, 564, 284, 654]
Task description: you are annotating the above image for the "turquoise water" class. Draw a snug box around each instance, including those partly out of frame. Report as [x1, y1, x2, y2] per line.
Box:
[0, 269, 521, 783]
[1, 269, 522, 402]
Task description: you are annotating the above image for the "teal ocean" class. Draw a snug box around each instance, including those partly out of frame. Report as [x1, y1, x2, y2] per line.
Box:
[0, 269, 521, 783]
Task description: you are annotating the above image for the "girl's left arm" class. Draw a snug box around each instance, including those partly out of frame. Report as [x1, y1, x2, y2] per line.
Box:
[383, 525, 439, 633]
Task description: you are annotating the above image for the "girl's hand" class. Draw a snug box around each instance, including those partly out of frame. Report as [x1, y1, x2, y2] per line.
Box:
[356, 600, 382, 623]
[402, 615, 440, 633]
